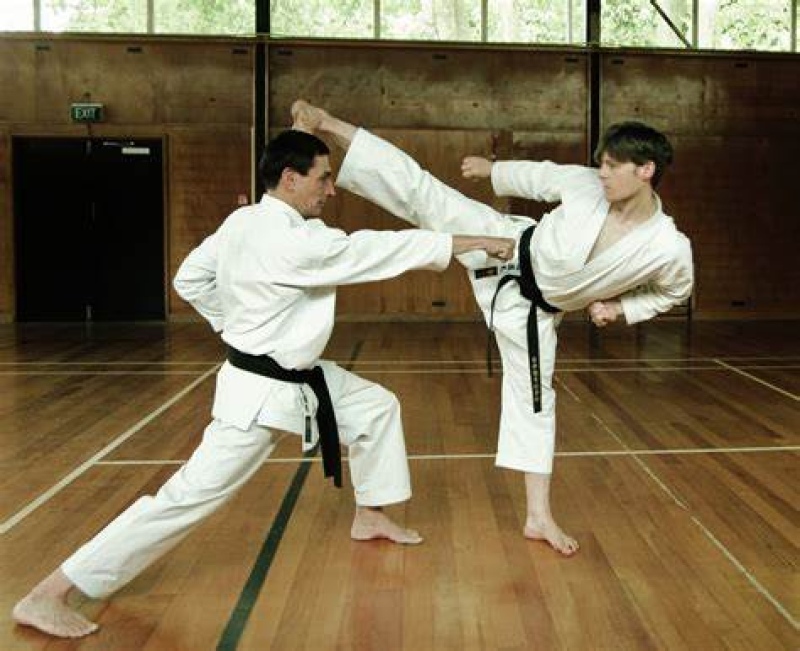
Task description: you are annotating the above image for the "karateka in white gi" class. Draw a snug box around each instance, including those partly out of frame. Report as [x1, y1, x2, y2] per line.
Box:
[292, 100, 694, 557]
[12, 129, 516, 639]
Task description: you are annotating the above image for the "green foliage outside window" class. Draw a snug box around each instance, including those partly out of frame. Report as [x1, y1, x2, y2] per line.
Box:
[41, 0, 147, 33]
[269, 0, 373, 38]
[488, 0, 586, 44]
[0, 0, 796, 53]
[157, 0, 254, 35]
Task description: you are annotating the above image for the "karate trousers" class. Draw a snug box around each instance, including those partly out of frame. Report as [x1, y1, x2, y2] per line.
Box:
[338, 129, 558, 475]
[62, 361, 410, 599]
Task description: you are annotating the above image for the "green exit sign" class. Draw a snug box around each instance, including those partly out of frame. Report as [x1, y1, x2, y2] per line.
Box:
[70, 103, 104, 123]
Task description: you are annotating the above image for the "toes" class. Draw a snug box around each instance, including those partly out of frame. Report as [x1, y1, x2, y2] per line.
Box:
[394, 529, 423, 545]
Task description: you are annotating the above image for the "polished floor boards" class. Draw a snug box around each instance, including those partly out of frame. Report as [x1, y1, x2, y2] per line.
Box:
[0, 320, 797, 650]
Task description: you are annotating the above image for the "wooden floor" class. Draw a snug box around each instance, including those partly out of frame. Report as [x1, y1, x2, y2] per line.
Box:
[0, 319, 797, 650]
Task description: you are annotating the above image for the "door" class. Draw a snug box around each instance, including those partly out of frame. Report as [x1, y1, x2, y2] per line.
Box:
[13, 137, 165, 321]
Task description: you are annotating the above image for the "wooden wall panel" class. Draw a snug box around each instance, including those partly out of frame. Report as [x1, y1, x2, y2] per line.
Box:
[168, 127, 252, 317]
[0, 36, 254, 321]
[603, 53, 800, 317]
[0, 39, 253, 125]
[3, 35, 799, 321]
[0, 128, 11, 319]
[269, 44, 588, 132]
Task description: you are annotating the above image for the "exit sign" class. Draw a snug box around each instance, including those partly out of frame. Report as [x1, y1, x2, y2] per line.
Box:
[70, 103, 104, 123]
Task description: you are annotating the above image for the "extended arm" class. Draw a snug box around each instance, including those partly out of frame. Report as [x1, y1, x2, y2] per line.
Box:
[269, 227, 515, 289]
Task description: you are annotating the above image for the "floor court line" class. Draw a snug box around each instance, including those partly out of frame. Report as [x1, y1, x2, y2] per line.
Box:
[94, 445, 800, 467]
[0, 364, 221, 536]
[2, 364, 799, 377]
[349, 365, 800, 374]
[0, 371, 210, 376]
[714, 359, 799, 401]
[590, 413, 799, 630]
[1, 355, 798, 366]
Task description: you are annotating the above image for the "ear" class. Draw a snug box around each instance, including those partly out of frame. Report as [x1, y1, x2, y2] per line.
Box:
[638, 161, 656, 182]
[279, 167, 298, 190]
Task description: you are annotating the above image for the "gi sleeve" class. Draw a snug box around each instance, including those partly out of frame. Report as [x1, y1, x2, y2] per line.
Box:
[491, 161, 593, 203]
[619, 235, 694, 325]
[173, 233, 224, 331]
[271, 226, 453, 288]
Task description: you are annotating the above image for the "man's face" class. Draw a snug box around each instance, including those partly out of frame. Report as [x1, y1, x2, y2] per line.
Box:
[597, 152, 654, 204]
[288, 155, 335, 217]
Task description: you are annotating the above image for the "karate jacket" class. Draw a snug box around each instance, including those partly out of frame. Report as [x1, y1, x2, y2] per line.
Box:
[174, 194, 452, 433]
[491, 161, 694, 324]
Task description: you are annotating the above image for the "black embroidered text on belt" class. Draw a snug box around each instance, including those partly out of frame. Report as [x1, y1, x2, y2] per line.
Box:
[486, 225, 560, 413]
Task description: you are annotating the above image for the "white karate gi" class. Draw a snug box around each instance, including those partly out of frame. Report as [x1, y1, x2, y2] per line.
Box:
[337, 129, 693, 475]
[61, 194, 452, 599]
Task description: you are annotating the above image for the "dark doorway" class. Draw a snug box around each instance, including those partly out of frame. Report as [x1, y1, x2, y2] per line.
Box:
[13, 137, 165, 321]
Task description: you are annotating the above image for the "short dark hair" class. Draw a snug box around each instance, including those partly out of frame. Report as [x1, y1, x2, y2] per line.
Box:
[258, 130, 330, 190]
[594, 121, 673, 187]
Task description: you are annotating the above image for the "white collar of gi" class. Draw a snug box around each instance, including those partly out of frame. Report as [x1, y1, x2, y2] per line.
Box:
[260, 193, 306, 225]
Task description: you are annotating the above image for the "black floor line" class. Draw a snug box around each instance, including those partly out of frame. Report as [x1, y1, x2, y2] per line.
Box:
[216, 450, 315, 651]
[216, 341, 363, 650]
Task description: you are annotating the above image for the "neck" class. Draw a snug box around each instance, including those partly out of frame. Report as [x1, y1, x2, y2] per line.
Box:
[267, 189, 302, 215]
[610, 187, 657, 224]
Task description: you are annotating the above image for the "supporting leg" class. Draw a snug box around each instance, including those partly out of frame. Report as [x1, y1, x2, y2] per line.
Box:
[523, 472, 579, 556]
[321, 360, 423, 545]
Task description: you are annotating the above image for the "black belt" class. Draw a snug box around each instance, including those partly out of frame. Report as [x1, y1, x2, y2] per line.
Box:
[227, 346, 342, 488]
[485, 225, 560, 413]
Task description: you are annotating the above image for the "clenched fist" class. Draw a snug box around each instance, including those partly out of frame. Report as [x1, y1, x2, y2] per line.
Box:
[461, 156, 493, 180]
[587, 300, 623, 327]
[452, 235, 516, 261]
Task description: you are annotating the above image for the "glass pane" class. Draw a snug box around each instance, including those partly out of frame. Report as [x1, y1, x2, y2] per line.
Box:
[41, 0, 148, 33]
[155, 0, 255, 35]
[602, 0, 691, 48]
[698, 0, 791, 51]
[0, 0, 34, 31]
[488, 0, 587, 45]
[270, 0, 373, 38]
[382, 0, 481, 41]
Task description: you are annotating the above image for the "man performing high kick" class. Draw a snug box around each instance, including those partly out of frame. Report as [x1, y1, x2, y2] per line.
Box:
[293, 100, 694, 557]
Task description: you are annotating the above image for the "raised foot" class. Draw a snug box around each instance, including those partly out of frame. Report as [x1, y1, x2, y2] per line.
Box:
[290, 99, 329, 133]
[524, 519, 579, 556]
[351, 508, 423, 545]
[12, 594, 99, 639]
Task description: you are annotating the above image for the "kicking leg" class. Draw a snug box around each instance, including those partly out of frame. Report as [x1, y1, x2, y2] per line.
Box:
[292, 99, 355, 151]
[292, 100, 510, 237]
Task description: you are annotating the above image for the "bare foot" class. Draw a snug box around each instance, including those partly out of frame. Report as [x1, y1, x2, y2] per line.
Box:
[524, 517, 579, 556]
[12, 594, 98, 638]
[351, 507, 423, 545]
[291, 99, 329, 133]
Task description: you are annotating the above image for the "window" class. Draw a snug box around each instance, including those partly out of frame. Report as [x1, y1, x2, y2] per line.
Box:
[269, 0, 373, 38]
[3, 0, 797, 53]
[0, 0, 34, 31]
[487, 0, 586, 44]
[698, 0, 792, 51]
[41, 0, 147, 33]
[381, 0, 481, 41]
[156, 0, 255, 35]
[602, 0, 691, 48]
